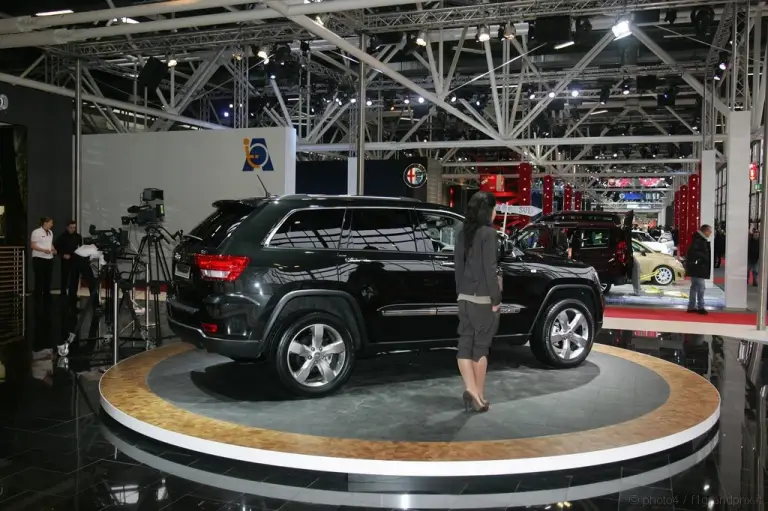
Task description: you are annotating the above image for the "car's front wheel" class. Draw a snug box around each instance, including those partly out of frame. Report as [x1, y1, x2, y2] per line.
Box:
[530, 299, 595, 368]
[272, 311, 355, 397]
[600, 281, 612, 294]
[651, 265, 674, 286]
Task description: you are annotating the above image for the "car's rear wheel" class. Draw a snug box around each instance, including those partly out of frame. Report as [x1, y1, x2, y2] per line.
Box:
[530, 299, 595, 368]
[272, 311, 355, 397]
[652, 265, 674, 286]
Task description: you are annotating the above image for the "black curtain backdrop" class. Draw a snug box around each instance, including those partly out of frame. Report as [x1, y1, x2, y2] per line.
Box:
[295, 158, 429, 200]
[0, 84, 73, 290]
[0, 126, 26, 246]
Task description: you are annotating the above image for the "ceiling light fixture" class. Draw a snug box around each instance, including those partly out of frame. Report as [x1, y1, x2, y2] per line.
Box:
[528, 90, 536, 100]
[416, 31, 428, 47]
[450, 95, 457, 103]
[35, 9, 74, 16]
[590, 109, 608, 115]
[257, 46, 269, 60]
[571, 89, 579, 97]
[313, 14, 328, 26]
[477, 25, 491, 42]
[404, 98, 410, 104]
[554, 40, 575, 50]
[418, 96, 425, 104]
[548, 91, 556, 98]
[350, 97, 357, 104]
[502, 23, 516, 40]
[611, 19, 631, 40]
[167, 55, 178, 68]
[366, 99, 373, 106]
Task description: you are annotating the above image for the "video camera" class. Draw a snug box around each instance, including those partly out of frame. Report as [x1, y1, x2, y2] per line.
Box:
[84, 225, 129, 257]
[122, 188, 165, 227]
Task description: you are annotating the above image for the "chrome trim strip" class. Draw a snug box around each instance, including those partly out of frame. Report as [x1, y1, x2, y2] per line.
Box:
[435, 304, 524, 315]
[380, 306, 437, 317]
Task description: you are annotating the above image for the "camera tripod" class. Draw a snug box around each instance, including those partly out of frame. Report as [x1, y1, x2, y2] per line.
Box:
[119, 223, 176, 346]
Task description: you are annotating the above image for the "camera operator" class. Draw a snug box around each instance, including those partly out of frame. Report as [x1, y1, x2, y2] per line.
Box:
[54, 220, 82, 299]
[73, 243, 106, 308]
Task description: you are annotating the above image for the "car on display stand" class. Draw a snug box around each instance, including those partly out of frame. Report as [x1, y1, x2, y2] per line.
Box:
[511, 211, 635, 294]
[632, 230, 675, 256]
[632, 240, 686, 286]
[167, 195, 604, 397]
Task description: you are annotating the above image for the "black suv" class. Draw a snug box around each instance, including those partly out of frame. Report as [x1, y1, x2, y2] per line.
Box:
[512, 211, 635, 294]
[168, 195, 604, 397]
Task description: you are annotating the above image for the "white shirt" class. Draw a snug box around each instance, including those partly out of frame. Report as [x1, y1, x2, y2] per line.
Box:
[75, 245, 107, 266]
[30, 227, 53, 259]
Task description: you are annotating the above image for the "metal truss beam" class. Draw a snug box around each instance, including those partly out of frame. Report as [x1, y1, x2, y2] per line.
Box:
[232, 52, 249, 129]
[442, 158, 700, 167]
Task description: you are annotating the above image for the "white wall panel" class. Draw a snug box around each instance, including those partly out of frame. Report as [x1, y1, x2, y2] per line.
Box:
[725, 111, 750, 309]
[81, 128, 296, 237]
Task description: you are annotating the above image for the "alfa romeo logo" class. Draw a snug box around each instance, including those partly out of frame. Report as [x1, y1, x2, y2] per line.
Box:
[403, 163, 427, 188]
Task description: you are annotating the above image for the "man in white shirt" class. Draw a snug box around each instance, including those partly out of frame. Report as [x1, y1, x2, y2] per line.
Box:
[30, 217, 56, 301]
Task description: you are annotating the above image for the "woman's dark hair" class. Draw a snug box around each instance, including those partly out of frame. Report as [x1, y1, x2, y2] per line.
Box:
[462, 191, 497, 259]
[40, 217, 52, 226]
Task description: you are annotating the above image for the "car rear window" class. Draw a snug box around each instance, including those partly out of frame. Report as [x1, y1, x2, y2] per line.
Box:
[189, 205, 255, 247]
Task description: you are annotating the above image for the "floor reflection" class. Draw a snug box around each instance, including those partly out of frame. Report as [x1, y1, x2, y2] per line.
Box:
[0, 307, 766, 510]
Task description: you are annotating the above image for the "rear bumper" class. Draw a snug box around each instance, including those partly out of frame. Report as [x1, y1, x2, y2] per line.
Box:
[168, 317, 266, 360]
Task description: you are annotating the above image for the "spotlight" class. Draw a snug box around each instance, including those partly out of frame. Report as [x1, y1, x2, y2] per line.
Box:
[476, 25, 491, 42]
[270, 72, 276, 80]
[167, 54, 178, 68]
[404, 97, 410, 104]
[599, 85, 610, 104]
[313, 14, 328, 26]
[554, 40, 575, 50]
[664, 9, 677, 24]
[621, 81, 631, 95]
[611, 19, 631, 40]
[719, 61, 727, 71]
[548, 91, 556, 98]
[502, 23, 516, 40]
[691, 6, 714, 38]
[476, 100, 481, 106]
[257, 46, 269, 60]
[450, 94, 457, 103]
[416, 30, 428, 47]
[350, 97, 357, 104]
[418, 96, 425, 104]
[223, 111, 230, 118]
[528, 89, 536, 100]
[366, 99, 373, 106]
[571, 89, 579, 97]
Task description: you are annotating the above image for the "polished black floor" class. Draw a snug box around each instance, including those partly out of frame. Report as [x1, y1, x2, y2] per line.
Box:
[0, 297, 766, 510]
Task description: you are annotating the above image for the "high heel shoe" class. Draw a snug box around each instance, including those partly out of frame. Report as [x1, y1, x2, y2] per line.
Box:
[462, 391, 489, 413]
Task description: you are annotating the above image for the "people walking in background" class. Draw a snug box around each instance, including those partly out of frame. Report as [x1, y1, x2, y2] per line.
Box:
[54, 220, 82, 299]
[714, 225, 725, 268]
[30, 217, 56, 303]
[454, 191, 500, 414]
[685, 224, 713, 315]
[748, 229, 760, 287]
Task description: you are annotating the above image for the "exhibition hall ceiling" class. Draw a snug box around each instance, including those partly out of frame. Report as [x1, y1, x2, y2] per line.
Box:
[0, 1, 751, 180]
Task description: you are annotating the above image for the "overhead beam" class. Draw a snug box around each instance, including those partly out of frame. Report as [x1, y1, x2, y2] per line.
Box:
[442, 158, 701, 167]
[632, 23, 729, 116]
[0, 70, 224, 130]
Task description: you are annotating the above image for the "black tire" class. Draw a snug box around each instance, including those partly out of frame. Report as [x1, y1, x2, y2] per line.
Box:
[530, 298, 595, 369]
[270, 311, 356, 397]
[600, 281, 612, 294]
[651, 265, 675, 286]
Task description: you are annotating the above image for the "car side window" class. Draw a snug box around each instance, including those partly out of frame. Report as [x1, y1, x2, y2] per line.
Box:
[268, 209, 345, 249]
[414, 211, 463, 253]
[515, 227, 549, 250]
[580, 229, 611, 249]
[341, 208, 418, 252]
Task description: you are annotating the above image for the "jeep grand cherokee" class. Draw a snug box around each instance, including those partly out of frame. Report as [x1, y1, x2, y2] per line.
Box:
[168, 195, 604, 397]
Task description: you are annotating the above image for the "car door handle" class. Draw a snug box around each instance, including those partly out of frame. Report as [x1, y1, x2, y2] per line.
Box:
[440, 261, 455, 267]
[345, 257, 371, 263]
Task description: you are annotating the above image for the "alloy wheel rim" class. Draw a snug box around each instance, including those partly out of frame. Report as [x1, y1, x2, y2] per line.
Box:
[287, 323, 347, 387]
[655, 267, 673, 285]
[549, 308, 590, 361]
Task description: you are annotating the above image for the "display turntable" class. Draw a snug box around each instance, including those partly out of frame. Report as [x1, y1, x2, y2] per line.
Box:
[99, 341, 719, 477]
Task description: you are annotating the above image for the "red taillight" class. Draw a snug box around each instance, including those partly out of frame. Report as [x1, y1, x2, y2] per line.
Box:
[201, 323, 218, 334]
[194, 254, 250, 281]
[616, 240, 628, 264]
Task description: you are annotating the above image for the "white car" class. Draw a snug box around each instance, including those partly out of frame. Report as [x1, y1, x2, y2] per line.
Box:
[632, 230, 674, 255]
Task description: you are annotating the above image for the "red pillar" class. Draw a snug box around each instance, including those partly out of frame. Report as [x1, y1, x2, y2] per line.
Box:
[543, 175, 554, 215]
[517, 163, 532, 206]
[563, 184, 573, 211]
[574, 191, 582, 211]
[679, 184, 689, 257]
[687, 175, 700, 248]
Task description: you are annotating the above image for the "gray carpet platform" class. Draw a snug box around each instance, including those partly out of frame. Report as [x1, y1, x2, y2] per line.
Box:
[146, 344, 669, 443]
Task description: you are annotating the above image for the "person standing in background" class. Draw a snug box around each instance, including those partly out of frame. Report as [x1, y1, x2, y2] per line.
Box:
[714, 226, 725, 269]
[30, 218, 56, 302]
[54, 220, 82, 298]
[748, 229, 760, 287]
[685, 224, 713, 315]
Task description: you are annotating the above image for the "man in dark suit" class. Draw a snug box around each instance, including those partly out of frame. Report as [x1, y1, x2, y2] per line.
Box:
[685, 224, 713, 315]
[54, 220, 82, 299]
